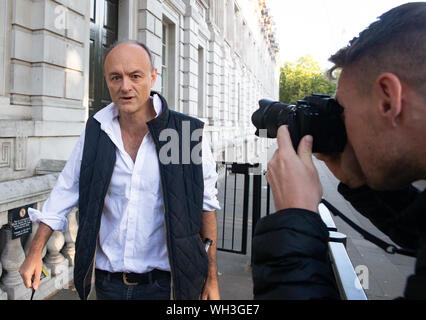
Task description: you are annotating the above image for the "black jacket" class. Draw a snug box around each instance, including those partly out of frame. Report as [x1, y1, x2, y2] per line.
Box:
[74, 92, 208, 300]
[252, 183, 426, 300]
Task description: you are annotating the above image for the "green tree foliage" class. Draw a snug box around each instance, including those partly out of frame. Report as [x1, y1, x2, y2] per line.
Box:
[279, 55, 337, 105]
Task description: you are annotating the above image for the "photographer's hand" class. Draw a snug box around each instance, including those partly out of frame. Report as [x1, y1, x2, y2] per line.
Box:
[314, 142, 366, 189]
[266, 125, 322, 213]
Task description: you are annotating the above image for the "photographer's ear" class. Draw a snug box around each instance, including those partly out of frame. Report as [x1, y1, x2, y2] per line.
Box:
[375, 73, 403, 127]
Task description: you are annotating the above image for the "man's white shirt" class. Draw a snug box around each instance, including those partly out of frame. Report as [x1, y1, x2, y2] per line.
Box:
[29, 94, 220, 274]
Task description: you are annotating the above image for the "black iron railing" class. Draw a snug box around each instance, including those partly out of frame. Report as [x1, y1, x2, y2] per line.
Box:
[215, 162, 260, 254]
[215, 161, 367, 299]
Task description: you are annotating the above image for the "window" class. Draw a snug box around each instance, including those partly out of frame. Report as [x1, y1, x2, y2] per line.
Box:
[198, 46, 205, 118]
[161, 17, 176, 108]
[161, 23, 168, 100]
[195, 1, 206, 21]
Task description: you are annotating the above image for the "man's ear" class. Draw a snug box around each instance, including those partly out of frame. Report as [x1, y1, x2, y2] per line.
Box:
[375, 73, 403, 127]
[150, 68, 158, 89]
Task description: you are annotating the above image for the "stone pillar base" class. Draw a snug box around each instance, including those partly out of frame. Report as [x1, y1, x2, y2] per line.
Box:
[0, 289, 7, 300]
[1, 265, 75, 300]
[45, 259, 69, 278]
[32, 266, 74, 300]
[0, 282, 32, 300]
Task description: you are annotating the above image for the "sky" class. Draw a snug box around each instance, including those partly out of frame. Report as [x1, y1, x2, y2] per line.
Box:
[267, 0, 414, 70]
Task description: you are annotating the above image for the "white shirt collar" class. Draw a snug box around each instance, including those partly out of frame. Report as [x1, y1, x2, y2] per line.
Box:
[93, 94, 163, 170]
[93, 93, 163, 128]
[152, 94, 163, 118]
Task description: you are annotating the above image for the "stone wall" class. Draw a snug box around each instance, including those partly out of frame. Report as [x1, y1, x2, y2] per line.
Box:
[0, 0, 89, 184]
[0, 0, 90, 300]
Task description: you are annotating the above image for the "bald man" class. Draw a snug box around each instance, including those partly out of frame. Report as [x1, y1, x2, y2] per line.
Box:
[20, 41, 220, 300]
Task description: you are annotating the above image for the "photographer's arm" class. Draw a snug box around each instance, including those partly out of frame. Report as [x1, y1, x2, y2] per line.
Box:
[252, 126, 339, 299]
[252, 208, 339, 299]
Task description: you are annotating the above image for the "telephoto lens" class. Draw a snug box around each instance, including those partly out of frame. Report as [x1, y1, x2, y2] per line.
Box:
[251, 94, 347, 153]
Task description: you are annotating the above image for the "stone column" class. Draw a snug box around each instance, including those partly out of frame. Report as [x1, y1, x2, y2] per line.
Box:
[0, 253, 7, 300]
[44, 231, 67, 276]
[0, 226, 31, 299]
[61, 209, 78, 266]
[182, 2, 200, 117]
[137, 0, 163, 92]
[207, 32, 221, 125]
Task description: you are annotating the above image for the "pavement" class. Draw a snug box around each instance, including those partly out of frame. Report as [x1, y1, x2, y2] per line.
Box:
[46, 142, 424, 300]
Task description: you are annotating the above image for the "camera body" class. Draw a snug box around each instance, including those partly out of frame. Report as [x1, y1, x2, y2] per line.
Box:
[252, 94, 347, 153]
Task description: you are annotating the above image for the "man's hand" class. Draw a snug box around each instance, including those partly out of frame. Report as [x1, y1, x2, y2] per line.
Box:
[200, 210, 220, 300]
[19, 252, 43, 291]
[201, 274, 220, 300]
[19, 222, 53, 291]
[266, 125, 322, 213]
[314, 141, 366, 189]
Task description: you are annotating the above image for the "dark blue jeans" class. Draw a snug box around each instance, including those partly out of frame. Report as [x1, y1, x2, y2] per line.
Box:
[95, 269, 171, 300]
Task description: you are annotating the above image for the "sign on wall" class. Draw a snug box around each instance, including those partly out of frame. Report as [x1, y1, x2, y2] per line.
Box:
[8, 204, 34, 239]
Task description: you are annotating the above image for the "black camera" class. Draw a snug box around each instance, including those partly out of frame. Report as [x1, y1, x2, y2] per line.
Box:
[251, 94, 347, 153]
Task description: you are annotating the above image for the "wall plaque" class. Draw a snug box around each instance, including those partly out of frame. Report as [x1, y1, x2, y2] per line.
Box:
[9, 204, 34, 239]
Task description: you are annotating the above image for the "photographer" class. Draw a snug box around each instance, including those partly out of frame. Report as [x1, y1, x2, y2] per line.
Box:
[252, 2, 426, 300]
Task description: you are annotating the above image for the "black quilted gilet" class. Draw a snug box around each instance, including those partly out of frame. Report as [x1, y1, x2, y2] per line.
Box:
[74, 92, 207, 300]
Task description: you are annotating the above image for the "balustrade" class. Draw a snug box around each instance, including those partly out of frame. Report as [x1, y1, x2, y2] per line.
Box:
[0, 225, 31, 300]
[62, 209, 78, 266]
[0, 229, 7, 300]
[0, 204, 78, 300]
[45, 231, 66, 277]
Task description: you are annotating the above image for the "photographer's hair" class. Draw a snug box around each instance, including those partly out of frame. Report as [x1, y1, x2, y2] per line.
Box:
[103, 40, 155, 71]
[328, 2, 426, 99]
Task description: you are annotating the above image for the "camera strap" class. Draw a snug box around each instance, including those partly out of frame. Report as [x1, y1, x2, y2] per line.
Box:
[320, 199, 417, 258]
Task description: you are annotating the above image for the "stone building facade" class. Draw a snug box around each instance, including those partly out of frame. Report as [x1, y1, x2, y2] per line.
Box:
[0, 0, 279, 299]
